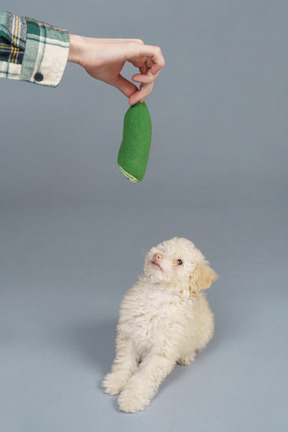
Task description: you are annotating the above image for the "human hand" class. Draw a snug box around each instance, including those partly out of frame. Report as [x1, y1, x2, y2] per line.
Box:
[68, 35, 165, 105]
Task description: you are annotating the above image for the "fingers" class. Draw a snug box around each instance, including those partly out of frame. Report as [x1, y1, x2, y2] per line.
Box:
[128, 50, 163, 104]
[111, 75, 138, 99]
[128, 82, 154, 106]
[112, 73, 154, 105]
[132, 71, 160, 85]
[129, 46, 164, 93]
[136, 44, 165, 75]
[115, 47, 162, 104]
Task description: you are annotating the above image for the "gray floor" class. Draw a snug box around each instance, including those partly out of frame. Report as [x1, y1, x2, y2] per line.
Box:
[1, 198, 287, 432]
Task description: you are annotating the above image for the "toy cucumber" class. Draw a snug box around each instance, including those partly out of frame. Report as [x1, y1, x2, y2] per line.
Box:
[118, 102, 152, 183]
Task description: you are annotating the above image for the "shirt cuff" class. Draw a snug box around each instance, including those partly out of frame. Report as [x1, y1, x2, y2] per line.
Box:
[20, 17, 70, 87]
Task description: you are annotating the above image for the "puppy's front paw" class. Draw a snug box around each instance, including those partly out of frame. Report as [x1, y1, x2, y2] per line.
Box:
[177, 353, 196, 366]
[102, 372, 126, 396]
[118, 388, 150, 413]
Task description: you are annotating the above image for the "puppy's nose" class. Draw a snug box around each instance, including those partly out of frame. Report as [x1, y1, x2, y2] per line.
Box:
[153, 253, 163, 261]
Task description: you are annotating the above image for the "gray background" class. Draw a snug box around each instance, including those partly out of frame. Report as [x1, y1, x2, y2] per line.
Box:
[1, 1, 287, 431]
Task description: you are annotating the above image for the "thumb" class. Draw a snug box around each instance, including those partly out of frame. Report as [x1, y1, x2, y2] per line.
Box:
[111, 74, 138, 99]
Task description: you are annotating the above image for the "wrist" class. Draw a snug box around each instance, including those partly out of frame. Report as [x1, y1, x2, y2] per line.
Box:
[68, 34, 86, 65]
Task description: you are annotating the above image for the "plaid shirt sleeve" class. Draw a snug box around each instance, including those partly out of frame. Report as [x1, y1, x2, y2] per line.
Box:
[0, 11, 69, 87]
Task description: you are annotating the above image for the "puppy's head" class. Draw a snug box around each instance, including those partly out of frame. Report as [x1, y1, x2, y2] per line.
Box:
[143, 237, 218, 295]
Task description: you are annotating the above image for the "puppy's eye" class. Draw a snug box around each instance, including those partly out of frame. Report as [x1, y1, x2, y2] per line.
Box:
[177, 259, 183, 266]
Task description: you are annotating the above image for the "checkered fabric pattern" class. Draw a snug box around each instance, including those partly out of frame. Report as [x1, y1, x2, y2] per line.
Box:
[0, 11, 69, 87]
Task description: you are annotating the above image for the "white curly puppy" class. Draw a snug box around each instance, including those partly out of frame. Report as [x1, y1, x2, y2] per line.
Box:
[102, 237, 218, 413]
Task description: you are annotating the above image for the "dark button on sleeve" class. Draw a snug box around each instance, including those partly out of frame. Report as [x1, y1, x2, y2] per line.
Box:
[34, 72, 44, 82]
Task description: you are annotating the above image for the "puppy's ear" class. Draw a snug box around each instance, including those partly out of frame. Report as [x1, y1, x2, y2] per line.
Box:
[189, 262, 218, 296]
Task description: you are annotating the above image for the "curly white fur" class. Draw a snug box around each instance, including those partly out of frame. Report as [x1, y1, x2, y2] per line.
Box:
[102, 237, 218, 413]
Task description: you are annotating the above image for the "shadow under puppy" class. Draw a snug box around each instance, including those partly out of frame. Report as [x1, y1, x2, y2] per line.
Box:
[102, 237, 218, 413]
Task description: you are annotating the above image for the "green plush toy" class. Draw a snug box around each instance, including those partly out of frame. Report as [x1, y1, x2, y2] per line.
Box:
[118, 102, 152, 183]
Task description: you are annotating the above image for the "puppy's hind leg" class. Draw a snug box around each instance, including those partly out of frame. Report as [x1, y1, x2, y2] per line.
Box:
[102, 336, 138, 396]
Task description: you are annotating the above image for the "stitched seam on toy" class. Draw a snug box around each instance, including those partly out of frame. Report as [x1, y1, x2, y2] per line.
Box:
[118, 164, 139, 183]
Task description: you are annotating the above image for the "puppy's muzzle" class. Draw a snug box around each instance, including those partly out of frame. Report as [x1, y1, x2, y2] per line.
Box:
[151, 253, 163, 271]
